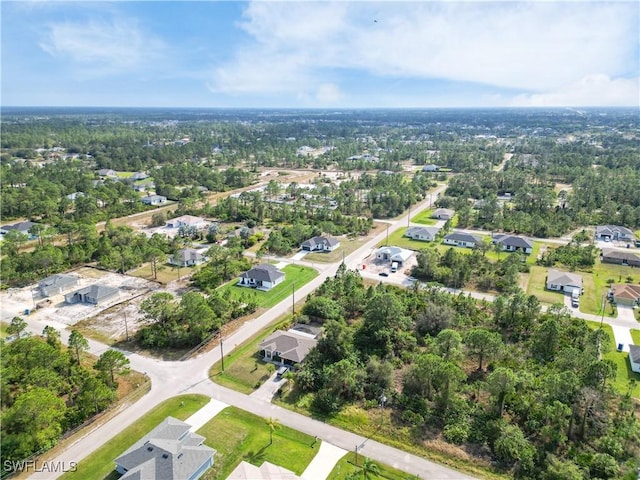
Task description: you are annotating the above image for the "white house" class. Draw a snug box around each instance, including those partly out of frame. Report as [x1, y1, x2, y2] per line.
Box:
[422, 164, 440, 172]
[443, 232, 480, 249]
[595, 225, 634, 241]
[545, 269, 583, 294]
[141, 195, 167, 206]
[375, 246, 413, 266]
[170, 248, 205, 267]
[432, 208, 455, 220]
[629, 345, 640, 374]
[300, 236, 340, 252]
[238, 264, 285, 290]
[166, 215, 207, 229]
[405, 226, 440, 242]
[492, 234, 534, 254]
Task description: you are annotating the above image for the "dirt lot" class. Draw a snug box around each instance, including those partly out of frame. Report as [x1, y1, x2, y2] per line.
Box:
[0, 267, 165, 342]
[361, 247, 418, 277]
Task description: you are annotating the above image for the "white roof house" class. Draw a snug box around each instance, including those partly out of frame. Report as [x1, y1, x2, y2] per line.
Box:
[546, 269, 583, 293]
[376, 246, 413, 265]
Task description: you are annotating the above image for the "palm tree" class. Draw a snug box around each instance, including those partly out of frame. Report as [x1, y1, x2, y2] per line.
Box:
[266, 416, 281, 445]
[361, 458, 380, 479]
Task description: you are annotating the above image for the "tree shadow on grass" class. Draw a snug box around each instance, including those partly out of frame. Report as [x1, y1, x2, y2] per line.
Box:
[244, 444, 270, 465]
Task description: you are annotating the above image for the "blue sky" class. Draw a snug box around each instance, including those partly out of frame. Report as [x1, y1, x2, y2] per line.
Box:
[2, 1, 639, 108]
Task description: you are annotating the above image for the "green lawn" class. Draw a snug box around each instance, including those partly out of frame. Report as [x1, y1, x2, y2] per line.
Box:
[632, 329, 640, 345]
[585, 322, 640, 398]
[217, 264, 318, 309]
[303, 237, 368, 264]
[526, 266, 567, 305]
[410, 209, 437, 225]
[60, 394, 209, 480]
[327, 452, 412, 480]
[377, 227, 435, 251]
[210, 316, 293, 394]
[129, 262, 193, 284]
[199, 406, 318, 480]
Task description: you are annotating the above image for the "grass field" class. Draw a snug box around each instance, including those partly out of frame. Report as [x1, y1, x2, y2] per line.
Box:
[217, 264, 317, 309]
[0, 321, 8, 339]
[303, 237, 369, 264]
[327, 452, 411, 480]
[210, 316, 293, 393]
[526, 266, 567, 306]
[128, 262, 188, 284]
[199, 406, 318, 479]
[60, 394, 209, 480]
[632, 329, 640, 345]
[410, 209, 437, 225]
[377, 227, 433, 251]
[585, 322, 640, 398]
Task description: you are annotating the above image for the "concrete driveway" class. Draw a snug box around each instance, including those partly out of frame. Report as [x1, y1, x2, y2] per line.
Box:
[616, 305, 637, 323]
[250, 370, 288, 402]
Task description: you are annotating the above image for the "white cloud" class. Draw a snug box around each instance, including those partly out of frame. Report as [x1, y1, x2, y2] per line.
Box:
[39, 17, 166, 76]
[510, 74, 640, 107]
[208, 1, 638, 106]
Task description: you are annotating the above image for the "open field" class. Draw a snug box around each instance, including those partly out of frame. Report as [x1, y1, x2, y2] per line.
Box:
[526, 266, 567, 306]
[129, 261, 200, 284]
[59, 394, 209, 480]
[585, 322, 640, 398]
[210, 316, 293, 394]
[199, 406, 318, 479]
[327, 452, 410, 480]
[217, 264, 317, 309]
[410, 209, 437, 225]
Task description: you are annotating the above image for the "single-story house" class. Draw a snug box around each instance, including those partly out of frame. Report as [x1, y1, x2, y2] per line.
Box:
[609, 284, 640, 307]
[65, 192, 84, 202]
[443, 232, 480, 249]
[0, 221, 38, 237]
[227, 461, 300, 480]
[595, 225, 634, 241]
[545, 269, 583, 294]
[432, 208, 455, 220]
[601, 249, 640, 267]
[115, 416, 215, 480]
[170, 249, 205, 267]
[405, 226, 440, 242]
[629, 345, 640, 374]
[258, 329, 318, 366]
[375, 246, 413, 266]
[130, 171, 149, 181]
[166, 215, 206, 229]
[238, 264, 285, 290]
[300, 236, 340, 252]
[422, 164, 440, 172]
[97, 169, 117, 178]
[64, 284, 119, 305]
[142, 195, 167, 206]
[492, 234, 534, 254]
[133, 182, 155, 192]
[38, 274, 79, 297]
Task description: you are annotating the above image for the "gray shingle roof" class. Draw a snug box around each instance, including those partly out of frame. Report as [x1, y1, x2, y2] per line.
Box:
[406, 226, 440, 238]
[596, 225, 633, 237]
[629, 345, 640, 365]
[38, 274, 78, 296]
[258, 330, 318, 363]
[492, 234, 534, 249]
[301, 236, 339, 249]
[239, 264, 284, 283]
[116, 417, 215, 480]
[444, 232, 480, 243]
[546, 269, 583, 288]
[602, 249, 640, 263]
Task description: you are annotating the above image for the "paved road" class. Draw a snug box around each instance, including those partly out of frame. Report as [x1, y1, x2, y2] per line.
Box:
[28, 184, 478, 479]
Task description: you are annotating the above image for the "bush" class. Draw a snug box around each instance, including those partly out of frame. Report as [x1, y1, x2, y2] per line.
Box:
[443, 422, 470, 444]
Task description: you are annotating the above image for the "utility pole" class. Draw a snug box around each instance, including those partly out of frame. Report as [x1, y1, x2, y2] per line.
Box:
[220, 337, 225, 373]
[407, 204, 411, 227]
[292, 282, 295, 316]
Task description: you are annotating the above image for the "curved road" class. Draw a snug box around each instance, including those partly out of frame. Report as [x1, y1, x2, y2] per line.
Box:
[25, 184, 476, 479]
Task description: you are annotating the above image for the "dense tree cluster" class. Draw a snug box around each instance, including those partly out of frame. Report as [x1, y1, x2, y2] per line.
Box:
[291, 270, 640, 478]
[1, 329, 128, 464]
[411, 246, 527, 292]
